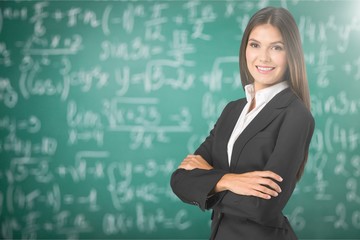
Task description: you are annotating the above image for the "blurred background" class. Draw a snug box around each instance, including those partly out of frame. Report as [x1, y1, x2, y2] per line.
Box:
[0, 0, 359, 239]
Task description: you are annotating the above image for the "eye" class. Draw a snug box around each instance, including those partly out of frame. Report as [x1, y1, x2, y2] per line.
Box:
[272, 45, 284, 51]
[249, 42, 260, 48]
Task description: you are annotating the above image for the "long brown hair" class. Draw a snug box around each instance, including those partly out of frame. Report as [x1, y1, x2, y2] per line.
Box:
[239, 7, 311, 180]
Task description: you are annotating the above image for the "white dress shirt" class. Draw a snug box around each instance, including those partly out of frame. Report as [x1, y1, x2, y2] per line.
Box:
[227, 81, 289, 164]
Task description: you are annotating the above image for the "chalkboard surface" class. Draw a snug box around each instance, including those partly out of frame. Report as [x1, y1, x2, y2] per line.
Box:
[1, 0, 360, 239]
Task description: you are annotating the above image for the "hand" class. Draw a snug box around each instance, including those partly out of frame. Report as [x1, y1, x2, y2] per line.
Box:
[178, 155, 213, 170]
[215, 171, 283, 200]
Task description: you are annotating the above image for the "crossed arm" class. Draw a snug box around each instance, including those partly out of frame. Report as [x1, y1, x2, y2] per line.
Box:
[178, 154, 283, 200]
[171, 96, 315, 231]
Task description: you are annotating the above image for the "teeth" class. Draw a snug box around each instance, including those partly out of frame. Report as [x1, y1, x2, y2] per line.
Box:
[257, 66, 274, 71]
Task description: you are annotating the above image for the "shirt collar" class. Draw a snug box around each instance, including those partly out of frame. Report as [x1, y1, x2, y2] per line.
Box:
[244, 81, 289, 104]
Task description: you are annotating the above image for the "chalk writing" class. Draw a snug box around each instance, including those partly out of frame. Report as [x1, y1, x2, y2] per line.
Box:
[0, 1, 359, 239]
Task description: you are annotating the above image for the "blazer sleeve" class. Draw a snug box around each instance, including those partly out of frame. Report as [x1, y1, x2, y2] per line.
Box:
[170, 102, 236, 211]
[216, 100, 315, 227]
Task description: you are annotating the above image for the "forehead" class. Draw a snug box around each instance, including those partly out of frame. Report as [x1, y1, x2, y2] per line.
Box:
[248, 24, 283, 43]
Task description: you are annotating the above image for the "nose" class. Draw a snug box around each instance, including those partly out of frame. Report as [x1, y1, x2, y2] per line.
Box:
[259, 49, 271, 63]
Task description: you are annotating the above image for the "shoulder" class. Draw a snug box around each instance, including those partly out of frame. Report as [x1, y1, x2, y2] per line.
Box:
[211, 98, 246, 127]
[223, 98, 246, 110]
[220, 98, 246, 117]
[285, 93, 315, 127]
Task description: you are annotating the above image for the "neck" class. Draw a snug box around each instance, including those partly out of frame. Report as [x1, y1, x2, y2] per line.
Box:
[248, 97, 256, 112]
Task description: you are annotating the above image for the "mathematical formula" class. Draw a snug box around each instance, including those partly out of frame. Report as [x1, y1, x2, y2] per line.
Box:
[1, 1, 360, 239]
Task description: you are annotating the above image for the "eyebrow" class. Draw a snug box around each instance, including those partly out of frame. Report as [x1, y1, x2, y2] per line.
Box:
[248, 38, 285, 45]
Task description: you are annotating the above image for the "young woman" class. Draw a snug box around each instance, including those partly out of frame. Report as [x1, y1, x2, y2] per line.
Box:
[170, 7, 315, 240]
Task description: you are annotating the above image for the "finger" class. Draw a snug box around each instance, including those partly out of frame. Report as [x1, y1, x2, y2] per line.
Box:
[178, 159, 192, 169]
[183, 156, 193, 161]
[185, 156, 204, 164]
[187, 155, 205, 161]
[183, 157, 198, 164]
[178, 162, 193, 170]
[253, 184, 279, 197]
[184, 156, 198, 163]
[255, 191, 272, 200]
[244, 172, 282, 192]
[254, 171, 283, 182]
[246, 188, 272, 200]
[179, 159, 201, 170]
[256, 178, 282, 193]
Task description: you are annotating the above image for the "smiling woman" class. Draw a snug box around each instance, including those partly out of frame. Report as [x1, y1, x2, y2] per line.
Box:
[246, 24, 288, 91]
[171, 7, 315, 240]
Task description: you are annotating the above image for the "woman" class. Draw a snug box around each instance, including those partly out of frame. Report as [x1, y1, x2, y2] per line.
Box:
[170, 7, 315, 240]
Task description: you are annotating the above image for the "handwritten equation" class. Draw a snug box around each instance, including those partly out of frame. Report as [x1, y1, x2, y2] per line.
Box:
[1, 0, 360, 239]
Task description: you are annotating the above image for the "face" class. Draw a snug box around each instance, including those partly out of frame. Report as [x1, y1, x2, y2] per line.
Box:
[245, 24, 288, 91]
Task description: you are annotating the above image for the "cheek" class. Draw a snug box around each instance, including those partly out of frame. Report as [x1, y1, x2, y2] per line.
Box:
[245, 49, 255, 66]
[274, 53, 287, 68]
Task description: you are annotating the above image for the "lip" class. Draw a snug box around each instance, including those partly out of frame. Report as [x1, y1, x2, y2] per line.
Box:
[256, 65, 275, 73]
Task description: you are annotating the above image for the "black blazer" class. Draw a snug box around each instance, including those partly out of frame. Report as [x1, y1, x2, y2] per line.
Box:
[171, 88, 315, 240]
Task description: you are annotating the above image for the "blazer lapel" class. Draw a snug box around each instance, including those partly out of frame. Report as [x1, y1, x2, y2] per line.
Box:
[220, 99, 246, 171]
[229, 88, 296, 171]
[224, 99, 247, 141]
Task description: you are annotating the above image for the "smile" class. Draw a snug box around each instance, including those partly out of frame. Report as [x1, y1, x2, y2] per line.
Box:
[256, 66, 275, 72]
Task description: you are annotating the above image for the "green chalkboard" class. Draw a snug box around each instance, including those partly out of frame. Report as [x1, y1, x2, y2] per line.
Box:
[1, 0, 360, 239]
